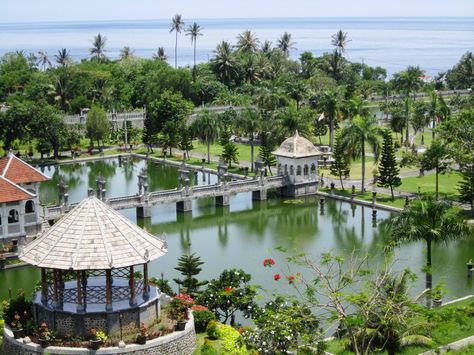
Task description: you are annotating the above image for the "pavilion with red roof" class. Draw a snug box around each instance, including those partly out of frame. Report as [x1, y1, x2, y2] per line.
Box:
[0, 152, 50, 243]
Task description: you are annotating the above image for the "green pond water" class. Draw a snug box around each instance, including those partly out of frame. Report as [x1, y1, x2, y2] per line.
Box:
[1, 157, 474, 304]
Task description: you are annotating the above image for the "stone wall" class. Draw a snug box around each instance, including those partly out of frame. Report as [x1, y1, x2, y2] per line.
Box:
[3, 314, 196, 355]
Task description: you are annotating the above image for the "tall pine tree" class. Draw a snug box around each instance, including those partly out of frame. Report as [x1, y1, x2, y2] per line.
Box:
[377, 129, 401, 200]
[330, 131, 350, 190]
[458, 165, 474, 216]
[173, 253, 208, 297]
[259, 131, 276, 175]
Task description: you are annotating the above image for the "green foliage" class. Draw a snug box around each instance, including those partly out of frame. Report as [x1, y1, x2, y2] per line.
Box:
[420, 140, 450, 200]
[198, 269, 258, 325]
[199, 338, 218, 355]
[258, 130, 276, 174]
[458, 165, 474, 214]
[2, 289, 33, 333]
[445, 51, 474, 89]
[193, 309, 216, 333]
[86, 105, 109, 149]
[219, 324, 247, 354]
[173, 253, 207, 297]
[377, 128, 401, 199]
[149, 278, 176, 297]
[330, 131, 351, 190]
[206, 320, 220, 340]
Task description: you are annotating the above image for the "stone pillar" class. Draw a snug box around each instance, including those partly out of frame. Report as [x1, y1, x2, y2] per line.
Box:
[216, 194, 230, 206]
[52, 269, 59, 309]
[136, 205, 151, 219]
[106, 269, 112, 311]
[76, 271, 84, 313]
[252, 189, 267, 201]
[176, 200, 192, 213]
[372, 191, 377, 206]
[41, 268, 48, 303]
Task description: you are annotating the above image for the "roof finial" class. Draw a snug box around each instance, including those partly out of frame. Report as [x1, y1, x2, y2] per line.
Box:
[295, 130, 299, 137]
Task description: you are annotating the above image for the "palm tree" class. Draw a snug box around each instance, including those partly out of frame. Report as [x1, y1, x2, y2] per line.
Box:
[389, 197, 470, 290]
[277, 32, 296, 56]
[119, 46, 135, 60]
[170, 14, 185, 69]
[90, 33, 107, 63]
[192, 109, 218, 163]
[260, 40, 273, 54]
[331, 30, 351, 56]
[340, 114, 383, 192]
[236, 30, 259, 53]
[318, 89, 341, 150]
[152, 47, 168, 61]
[238, 106, 260, 171]
[211, 41, 238, 86]
[426, 88, 449, 141]
[392, 66, 424, 147]
[37, 51, 52, 71]
[54, 48, 72, 67]
[186, 22, 203, 77]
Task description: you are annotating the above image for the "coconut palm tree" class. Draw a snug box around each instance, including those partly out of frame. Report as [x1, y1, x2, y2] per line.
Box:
[37, 51, 52, 71]
[119, 46, 135, 60]
[340, 114, 383, 192]
[192, 109, 219, 163]
[260, 40, 273, 54]
[54, 48, 72, 67]
[186, 22, 203, 77]
[331, 30, 351, 56]
[389, 197, 470, 290]
[277, 32, 296, 56]
[211, 41, 238, 86]
[152, 47, 168, 61]
[236, 30, 259, 53]
[318, 89, 342, 150]
[170, 14, 185, 69]
[90, 33, 107, 63]
[426, 88, 449, 141]
[238, 106, 261, 171]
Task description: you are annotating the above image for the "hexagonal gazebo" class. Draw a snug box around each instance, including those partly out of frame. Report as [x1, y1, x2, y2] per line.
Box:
[19, 195, 167, 336]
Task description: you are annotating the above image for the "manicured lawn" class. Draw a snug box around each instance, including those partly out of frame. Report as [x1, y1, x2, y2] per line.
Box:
[320, 187, 406, 209]
[326, 296, 474, 355]
[193, 332, 223, 354]
[399, 172, 462, 200]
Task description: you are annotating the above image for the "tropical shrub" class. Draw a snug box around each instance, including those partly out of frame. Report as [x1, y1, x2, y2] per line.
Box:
[206, 320, 220, 340]
[199, 338, 218, 355]
[193, 308, 215, 333]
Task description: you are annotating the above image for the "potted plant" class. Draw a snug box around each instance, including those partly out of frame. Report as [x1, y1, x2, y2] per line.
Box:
[169, 294, 194, 331]
[431, 283, 446, 307]
[37, 322, 51, 348]
[11, 313, 24, 339]
[136, 322, 148, 344]
[89, 328, 107, 350]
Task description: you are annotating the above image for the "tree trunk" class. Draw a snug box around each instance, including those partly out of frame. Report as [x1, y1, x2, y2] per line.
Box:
[426, 239, 432, 290]
[432, 118, 436, 141]
[435, 167, 439, 201]
[175, 32, 178, 69]
[340, 175, 344, 190]
[361, 143, 365, 193]
[390, 185, 394, 200]
[250, 139, 254, 172]
[330, 119, 334, 150]
[207, 140, 211, 164]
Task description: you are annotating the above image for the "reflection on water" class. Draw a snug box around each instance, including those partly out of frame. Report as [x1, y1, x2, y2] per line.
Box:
[1, 158, 474, 303]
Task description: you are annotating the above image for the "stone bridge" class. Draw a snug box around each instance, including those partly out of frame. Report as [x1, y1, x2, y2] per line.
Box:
[43, 161, 287, 220]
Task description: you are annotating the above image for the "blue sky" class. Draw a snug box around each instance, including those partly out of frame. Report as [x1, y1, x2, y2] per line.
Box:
[1, 0, 473, 22]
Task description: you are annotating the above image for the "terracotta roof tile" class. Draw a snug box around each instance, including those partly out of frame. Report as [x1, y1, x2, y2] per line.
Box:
[0, 154, 50, 184]
[0, 176, 35, 203]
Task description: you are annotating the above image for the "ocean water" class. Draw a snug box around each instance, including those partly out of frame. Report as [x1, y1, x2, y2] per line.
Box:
[0, 17, 473, 77]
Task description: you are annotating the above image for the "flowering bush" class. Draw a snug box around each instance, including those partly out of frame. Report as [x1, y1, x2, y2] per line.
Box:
[224, 287, 233, 293]
[263, 258, 275, 267]
[38, 322, 50, 340]
[169, 294, 194, 321]
[175, 294, 195, 307]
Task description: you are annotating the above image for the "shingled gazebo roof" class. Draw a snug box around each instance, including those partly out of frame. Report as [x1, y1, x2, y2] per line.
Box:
[272, 131, 323, 158]
[20, 196, 167, 271]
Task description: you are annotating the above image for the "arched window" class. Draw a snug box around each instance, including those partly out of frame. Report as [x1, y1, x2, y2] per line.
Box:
[25, 200, 35, 213]
[8, 209, 19, 224]
[296, 166, 302, 176]
[289, 166, 294, 175]
[284, 165, 288, 175]
[304, 165, 309, 176]
[277, 164, 282, 175]
[311, 164, 316, 174]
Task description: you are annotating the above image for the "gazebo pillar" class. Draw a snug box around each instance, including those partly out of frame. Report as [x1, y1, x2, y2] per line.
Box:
[130, 266, 136, 306]
[52, 269, 59, 309]
[106, 269, 113, 311]
[143, 263, 149, 300]
[41, 268, 48, 303]
[76, 271, 84, 313]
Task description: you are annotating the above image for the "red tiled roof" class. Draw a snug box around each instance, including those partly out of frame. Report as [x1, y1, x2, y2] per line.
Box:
[0, 176, 35, 203]
[0, 154, 50, 184]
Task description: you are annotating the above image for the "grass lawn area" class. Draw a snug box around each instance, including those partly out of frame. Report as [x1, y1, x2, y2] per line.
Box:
[400, 172, 462, 200]
[320, 187, 406, 209]
[326, 296, 474, 355]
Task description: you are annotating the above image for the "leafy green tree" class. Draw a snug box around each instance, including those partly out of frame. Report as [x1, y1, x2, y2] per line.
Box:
[340, 114, 383, 192]
[259, 130, 276, 175]
[236, 30, 259, 53]
[198, 269, 258, 325]
[147, 91, 193, 136]
[420, 140, 449, 200]
[192, 109, 218, 163]
[330, 131, 351, 190]
[86, 105, 109, 151]
[377, 129, 401, 199]
[277, 32, 296, 56]
[389, 197, 469, 290]
[29, 103, 66, 158]
[237, 106, 260, 171]
[211, 41, 239, 86]
[54, 48, 72, 67]
[170, 14, 185, 69]
[313, 119, 328, 145]
[316, 89, 341, 150]
[0, 100, 34, 150]
[173, 253, 207, 297]
[245, 297, 322, 354]
[179, 124, 194, 160]
[445, 51, 474, 89]
[152, 47, 168, 61]
[220, 127, 239, 168]
[458, 165, 474, 215]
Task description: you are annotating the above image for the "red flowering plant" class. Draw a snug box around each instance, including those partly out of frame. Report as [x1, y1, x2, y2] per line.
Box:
[263, 258, 275, 267]
[38, 322, 50, 340]
[169, 294, 194, 321]
[191, 305, 209, 311]
[274, 273, 281, 281]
